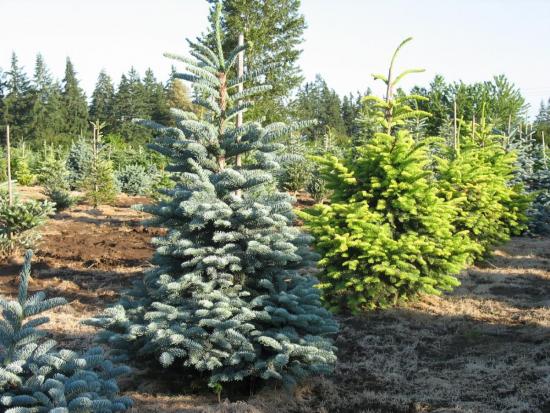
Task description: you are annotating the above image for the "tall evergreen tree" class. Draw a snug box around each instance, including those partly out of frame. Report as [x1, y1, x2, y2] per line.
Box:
[0, 67, 6, 127]
[2, 53, 33, 141]
[534, 98, 550, 142]
[90, 69, 116, 129]
[165, 66, 194, 114]
[292, 75, 346, 142]
[61, 58, 89, 135]
[87, 5, 337, 391]
[341, 91, 364, 137]
[143, 68, 169, 123]
[113, 68, 151, 142]
[204, 0, 306, 122]
[29, 53, 64, 143]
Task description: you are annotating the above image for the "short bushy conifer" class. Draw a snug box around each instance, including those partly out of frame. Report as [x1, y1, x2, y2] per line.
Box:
[66, 138, 92, 190]
[299, 39, 478, 312]
[436, 120, 530, 256]
[86, 4, 337, 391]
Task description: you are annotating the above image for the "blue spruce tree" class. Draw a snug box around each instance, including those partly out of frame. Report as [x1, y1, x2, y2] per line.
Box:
[0, 251, 132, 412]
[86, 3, 337, 391]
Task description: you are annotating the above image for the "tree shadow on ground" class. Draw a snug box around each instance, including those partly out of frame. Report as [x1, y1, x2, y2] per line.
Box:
[291, 310, 550, 413]
[0, 259, 142, 307]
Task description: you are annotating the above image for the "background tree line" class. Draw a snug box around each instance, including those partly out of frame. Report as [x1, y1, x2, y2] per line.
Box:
[0, 53, 193, 147]
[0, 0, 548, 153]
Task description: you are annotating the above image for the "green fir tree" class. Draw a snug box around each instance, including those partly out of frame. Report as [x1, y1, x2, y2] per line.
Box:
[61, 58, 89, 136]
[299, 38, 478, 312]
[204, 0, 306, 122]
[2, 53, 33, 142]
[83, 120, 118, 207]
[436, 119, 530, 257]
[90, 70, 116, 131]
[29, 54, 64, 144]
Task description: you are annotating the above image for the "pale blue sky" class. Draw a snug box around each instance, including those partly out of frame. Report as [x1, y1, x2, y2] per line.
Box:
[1, 0, 550, 118]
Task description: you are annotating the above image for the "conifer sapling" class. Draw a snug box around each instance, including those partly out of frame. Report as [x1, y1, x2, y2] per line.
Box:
[0, 250, 132, 412]
[299, 38, 478, 312]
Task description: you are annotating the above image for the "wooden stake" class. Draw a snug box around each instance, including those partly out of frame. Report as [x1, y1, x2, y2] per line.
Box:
[234, 33, 245, 198]
[236, 33, 244, 169]
[453, 99, 458, 153]
[6, 125, 13, 206]
[542, 131, 547, 168]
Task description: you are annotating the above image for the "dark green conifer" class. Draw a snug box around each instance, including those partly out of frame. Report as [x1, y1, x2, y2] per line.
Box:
[61, 58, 89, 136]
[2, 53, 33, 142]
[205, 0, 306, 122]
[90, 70, 116, 130]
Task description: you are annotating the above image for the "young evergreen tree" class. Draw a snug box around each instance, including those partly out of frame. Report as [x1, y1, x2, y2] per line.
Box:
[508, 127, 550, 234]
[83, 120, 118, 207]
[90, 70, 116, 130]
[86, 4, 337, 391]
[299, 38, 478, 312]
[436, 119, 529, 257]
[0, 250, 132, 412]
[204, 0, 306, 122]
[66, 137, 93, 190]
[61, 58, 89, 136]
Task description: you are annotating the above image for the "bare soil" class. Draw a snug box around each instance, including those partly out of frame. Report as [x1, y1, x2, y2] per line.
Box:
[1, 187, 548, 413]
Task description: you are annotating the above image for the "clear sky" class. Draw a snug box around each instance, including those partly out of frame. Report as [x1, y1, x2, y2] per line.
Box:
[2, 0, 550, 118]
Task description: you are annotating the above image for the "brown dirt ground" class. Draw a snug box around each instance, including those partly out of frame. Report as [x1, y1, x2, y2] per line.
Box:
[1, 187, 549, 413]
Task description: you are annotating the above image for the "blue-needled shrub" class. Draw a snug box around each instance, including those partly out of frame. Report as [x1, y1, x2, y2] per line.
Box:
[508, 131, 550, 235]
[66, 138, 93, 190]
[86, 4, 337, 392]
[525, 168, 550, 234]
[298, 38, 479, 312]
[0, 251, 133, 412]
[115, 164, 155, 196]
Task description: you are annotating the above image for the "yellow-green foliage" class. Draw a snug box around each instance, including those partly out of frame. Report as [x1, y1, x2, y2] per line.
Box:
[84, 121, 118, 208]
[436, 122, 530, 257]
[298, 38, 480, 312]
[299, 130, 478, 312]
